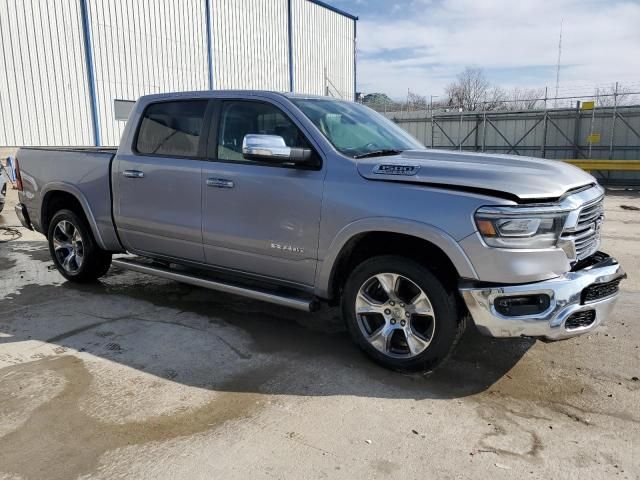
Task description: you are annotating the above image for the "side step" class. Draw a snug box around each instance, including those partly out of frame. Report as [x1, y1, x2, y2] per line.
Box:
[112, 257, 317, 312]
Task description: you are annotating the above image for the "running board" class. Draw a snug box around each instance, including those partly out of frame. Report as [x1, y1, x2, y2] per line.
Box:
[112, 257, 317, 312]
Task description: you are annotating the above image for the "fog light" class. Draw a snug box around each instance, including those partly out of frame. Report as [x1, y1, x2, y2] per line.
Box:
[494, 294, 550, 317]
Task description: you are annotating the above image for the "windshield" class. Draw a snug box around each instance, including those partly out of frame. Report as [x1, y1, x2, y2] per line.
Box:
[290, 98, 423, 158]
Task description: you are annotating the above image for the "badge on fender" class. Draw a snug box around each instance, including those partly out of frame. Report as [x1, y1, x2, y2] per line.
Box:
[372, 164, 420, 176]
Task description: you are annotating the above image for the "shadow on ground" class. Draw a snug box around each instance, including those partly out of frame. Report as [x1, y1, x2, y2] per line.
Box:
[1, 241, 534, 401]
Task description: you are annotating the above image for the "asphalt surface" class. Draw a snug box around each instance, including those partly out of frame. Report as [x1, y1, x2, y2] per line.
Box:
[0, 186, 638, 479]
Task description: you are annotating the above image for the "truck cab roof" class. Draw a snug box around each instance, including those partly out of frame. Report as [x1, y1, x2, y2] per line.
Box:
[137, 90, 345, 103]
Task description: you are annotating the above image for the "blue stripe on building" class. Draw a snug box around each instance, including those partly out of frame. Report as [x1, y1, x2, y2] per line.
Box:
[205, 0, 214, 90]
[79, 0, 101, 146]
[288, 0, 294, 92]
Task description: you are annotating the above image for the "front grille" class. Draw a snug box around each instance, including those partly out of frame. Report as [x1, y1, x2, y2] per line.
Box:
[565, 310, 596, 330]
[582, 279, 621, 303]
[561, 197, 604, 261]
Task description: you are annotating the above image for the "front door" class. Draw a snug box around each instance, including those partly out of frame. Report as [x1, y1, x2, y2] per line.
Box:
[114, 99, 209, 262]
[201, 100, 324, 286]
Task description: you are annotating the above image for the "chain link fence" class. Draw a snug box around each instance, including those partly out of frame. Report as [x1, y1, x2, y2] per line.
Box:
[362, 82, 640, 115]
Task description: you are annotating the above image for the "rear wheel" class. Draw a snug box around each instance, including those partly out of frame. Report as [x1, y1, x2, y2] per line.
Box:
[342, 255, 465, 373]
[47, 209, 112, 282]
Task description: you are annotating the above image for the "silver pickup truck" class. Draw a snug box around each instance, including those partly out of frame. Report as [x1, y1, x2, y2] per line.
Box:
[14, 90, 626, 372]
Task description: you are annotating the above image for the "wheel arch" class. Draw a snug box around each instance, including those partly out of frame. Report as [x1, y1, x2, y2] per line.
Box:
[40, 183, 107, 250]
[316, 218, 478, 301]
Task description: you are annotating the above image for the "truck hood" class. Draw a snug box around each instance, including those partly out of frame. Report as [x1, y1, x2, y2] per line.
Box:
[356, 149, 596, 202]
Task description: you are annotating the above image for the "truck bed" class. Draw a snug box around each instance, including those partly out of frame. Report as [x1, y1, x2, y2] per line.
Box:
[16, 146, 122, 251]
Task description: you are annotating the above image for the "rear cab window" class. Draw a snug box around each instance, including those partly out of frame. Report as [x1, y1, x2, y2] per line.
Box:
[135, 100, 208, 158]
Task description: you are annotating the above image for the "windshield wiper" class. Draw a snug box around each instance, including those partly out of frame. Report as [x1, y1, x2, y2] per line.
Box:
[353, 149, 404, 159]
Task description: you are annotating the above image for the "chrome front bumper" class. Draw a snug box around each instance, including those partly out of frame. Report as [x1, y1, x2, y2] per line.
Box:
[459, 253, 626, 340]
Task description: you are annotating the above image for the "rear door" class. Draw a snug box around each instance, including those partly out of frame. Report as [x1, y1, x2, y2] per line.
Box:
[114, 100, 210, 262]
[201, 99, 324, 287]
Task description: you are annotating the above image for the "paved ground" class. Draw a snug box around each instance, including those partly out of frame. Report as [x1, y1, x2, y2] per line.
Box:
[0, 186, 638, 480]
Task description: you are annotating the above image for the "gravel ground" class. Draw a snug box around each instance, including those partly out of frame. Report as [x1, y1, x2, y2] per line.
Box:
[0, 186, 638, 480]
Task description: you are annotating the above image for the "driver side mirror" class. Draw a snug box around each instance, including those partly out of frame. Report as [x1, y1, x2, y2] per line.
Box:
[242, 134, 315, 166]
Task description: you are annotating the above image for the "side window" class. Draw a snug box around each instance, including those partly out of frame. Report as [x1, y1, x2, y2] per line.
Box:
[136, 100, 208, 158]
[217, 101, 310, 162]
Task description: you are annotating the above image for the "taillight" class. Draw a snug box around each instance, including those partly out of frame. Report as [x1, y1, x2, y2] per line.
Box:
[15, 158, 23, 191]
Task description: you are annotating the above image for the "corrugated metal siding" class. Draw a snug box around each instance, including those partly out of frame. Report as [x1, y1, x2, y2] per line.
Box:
[0, 0, 93, 146]
[87, 0, 210, 146]
[292, 0, 354, 99]
[210, 0, 290, 92]
[0, 0, 356, 147]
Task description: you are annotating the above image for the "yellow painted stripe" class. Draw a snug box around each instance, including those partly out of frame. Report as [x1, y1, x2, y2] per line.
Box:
[563, 160, 640, 172]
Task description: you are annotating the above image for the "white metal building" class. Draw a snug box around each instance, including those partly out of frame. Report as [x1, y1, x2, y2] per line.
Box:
[0, 0, 357, 146]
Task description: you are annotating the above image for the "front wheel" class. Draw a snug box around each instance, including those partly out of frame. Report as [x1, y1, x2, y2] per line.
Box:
[341, 255, 465, 373]
[47, 209, 112, 283]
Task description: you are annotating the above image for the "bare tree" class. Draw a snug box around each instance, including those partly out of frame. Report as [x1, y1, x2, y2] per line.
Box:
[445, 67, 493, 111]
[406, 91, 428, 110]
[484, 86, 508, 111]
[445, 69, 550, 111]
[593, 84, 632, 107]
[503, 87, 545, 110]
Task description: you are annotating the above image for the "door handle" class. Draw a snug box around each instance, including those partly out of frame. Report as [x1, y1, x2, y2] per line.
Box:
[123, 170, 144, 178]
[206, 178, 235, 188]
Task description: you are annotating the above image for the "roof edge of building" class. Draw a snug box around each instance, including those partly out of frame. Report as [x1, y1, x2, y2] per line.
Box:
[308, 0, 358, 21]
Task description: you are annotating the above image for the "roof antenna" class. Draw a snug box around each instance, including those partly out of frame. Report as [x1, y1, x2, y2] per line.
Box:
[554, 19, 563, 108]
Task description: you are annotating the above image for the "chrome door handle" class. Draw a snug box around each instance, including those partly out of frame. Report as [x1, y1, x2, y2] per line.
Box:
[206, 178, 235, 188]
[123, 170, 144, 178]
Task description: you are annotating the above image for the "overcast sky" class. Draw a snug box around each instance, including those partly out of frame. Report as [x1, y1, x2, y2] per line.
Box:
[331, 0, 640, 99]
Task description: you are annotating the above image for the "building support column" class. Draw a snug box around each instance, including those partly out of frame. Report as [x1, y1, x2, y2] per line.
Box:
[79, 0, 100, 146]
[287, 0, 294, 92]
[205, 0, 214, 90]
[353, 18, 357, 101]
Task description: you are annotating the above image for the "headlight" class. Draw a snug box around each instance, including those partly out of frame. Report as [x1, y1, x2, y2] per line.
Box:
[475, 208, 567, 249]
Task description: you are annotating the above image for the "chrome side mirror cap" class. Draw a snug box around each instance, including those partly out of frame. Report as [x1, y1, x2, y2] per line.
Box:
[242, 134, 291, 160]
[242, 134, 315, 166]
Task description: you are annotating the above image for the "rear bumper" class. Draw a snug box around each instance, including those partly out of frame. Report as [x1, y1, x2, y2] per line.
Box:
[15, 203, 33, 230]
[459, 253, 626, 340]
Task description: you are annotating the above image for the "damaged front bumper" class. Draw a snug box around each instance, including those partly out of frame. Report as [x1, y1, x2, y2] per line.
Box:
[459, 252, 626, 340]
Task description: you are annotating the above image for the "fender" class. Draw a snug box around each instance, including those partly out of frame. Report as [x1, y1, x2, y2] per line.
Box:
[314, 217, 479, 298]
[40, 182, 120, 251]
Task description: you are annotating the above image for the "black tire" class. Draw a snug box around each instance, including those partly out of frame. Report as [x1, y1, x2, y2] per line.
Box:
[47, 209, 112, 283]
[341, 255, 465, 373]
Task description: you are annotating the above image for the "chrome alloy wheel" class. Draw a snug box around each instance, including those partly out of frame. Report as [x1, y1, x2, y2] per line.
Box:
[355, 273, 436, 359]
[52, 220, 84, 273]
